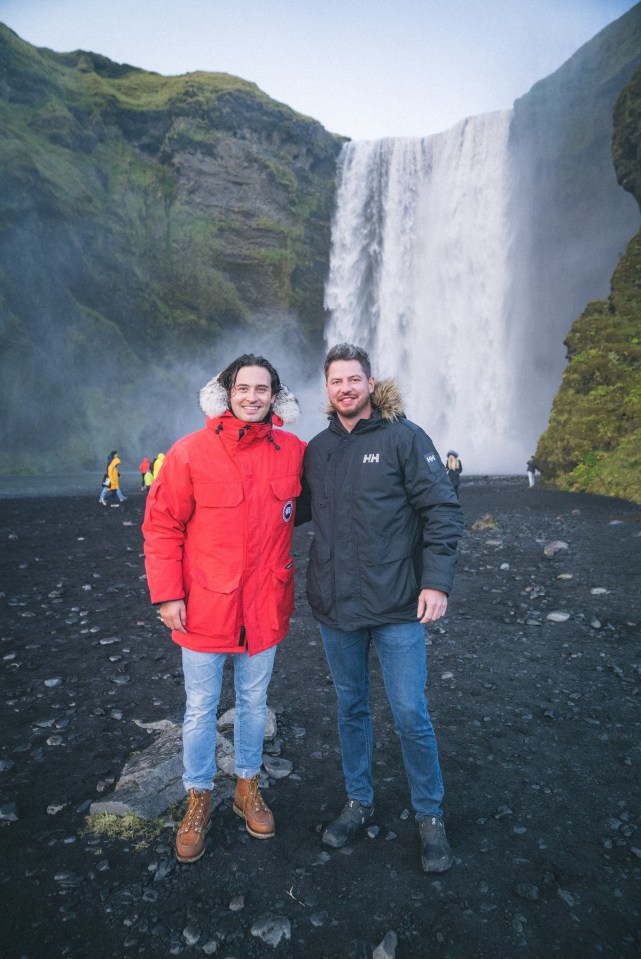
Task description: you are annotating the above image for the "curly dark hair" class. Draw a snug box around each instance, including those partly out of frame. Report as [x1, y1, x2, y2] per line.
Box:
[218, 353, 282, 396]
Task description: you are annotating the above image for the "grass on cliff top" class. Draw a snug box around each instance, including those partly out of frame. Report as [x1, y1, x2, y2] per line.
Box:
[1, 22, 327, 130]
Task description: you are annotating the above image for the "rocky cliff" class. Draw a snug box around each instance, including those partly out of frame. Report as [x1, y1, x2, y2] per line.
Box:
[535, 65, 641, 504]
[506, 4, 641, 445]
[0, 25, 343, 470]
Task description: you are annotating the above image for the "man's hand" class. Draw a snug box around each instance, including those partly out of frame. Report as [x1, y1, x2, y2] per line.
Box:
[159, 599, 187, 633]
[417, 589, 448, 623]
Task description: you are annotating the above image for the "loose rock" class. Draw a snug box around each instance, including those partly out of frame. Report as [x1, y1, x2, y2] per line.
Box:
[373, 930, 398, 959]
[250, 916, 291, 947]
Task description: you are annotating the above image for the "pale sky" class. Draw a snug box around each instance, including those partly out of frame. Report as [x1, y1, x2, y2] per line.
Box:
[0, 0, 637, 139]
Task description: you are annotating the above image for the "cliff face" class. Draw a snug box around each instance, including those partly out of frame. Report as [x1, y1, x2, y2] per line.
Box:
[535, 65, 641, 504]
[0, 26, 343, 469]
[505, 4, 641, 441]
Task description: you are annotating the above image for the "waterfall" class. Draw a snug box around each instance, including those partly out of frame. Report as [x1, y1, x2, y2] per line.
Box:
[325, 111, 521, 473]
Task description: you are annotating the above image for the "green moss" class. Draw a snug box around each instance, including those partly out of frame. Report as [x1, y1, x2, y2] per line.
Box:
[82, 812, 167, 850]
[536, 162, 641, 503]
[261, 157, 298, 197]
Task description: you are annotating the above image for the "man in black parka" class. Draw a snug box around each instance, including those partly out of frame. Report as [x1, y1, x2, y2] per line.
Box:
[297, 343, 464, 872]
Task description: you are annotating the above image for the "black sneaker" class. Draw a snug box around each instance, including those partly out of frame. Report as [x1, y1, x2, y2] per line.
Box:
[418, 816, 453, 873]
[322, 799, 374, 848]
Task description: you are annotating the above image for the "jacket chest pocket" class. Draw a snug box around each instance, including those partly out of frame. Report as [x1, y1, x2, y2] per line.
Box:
[191, 482, 244, 554]
[269, 475, 301, 525]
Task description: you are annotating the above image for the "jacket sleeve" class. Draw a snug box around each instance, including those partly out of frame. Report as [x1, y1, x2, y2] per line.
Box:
[402, 427, 464, 595]
[141, 444, 196, 604]
[294, 467, 312, 526]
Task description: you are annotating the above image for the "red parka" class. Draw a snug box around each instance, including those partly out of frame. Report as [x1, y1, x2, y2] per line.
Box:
[142, 409, 305, 655]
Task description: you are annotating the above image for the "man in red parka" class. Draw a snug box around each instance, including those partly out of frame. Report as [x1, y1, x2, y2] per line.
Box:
[142, 354, 305, 863]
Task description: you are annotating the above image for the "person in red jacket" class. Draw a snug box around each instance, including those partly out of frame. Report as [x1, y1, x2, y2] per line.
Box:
[138, 456, 151, 490]
[142, 354, 305, 863]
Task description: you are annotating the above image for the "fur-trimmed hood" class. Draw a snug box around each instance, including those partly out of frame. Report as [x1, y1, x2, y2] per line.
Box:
[198, 374, 300, 424]
[371, 378, 405, 421]
[325, 378, 405, 422]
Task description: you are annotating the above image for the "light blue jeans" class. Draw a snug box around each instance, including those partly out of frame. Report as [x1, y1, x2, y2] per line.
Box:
[99, 486, 125, 503]
[320, 622, 444, 820]
[181, 645, 276, 792]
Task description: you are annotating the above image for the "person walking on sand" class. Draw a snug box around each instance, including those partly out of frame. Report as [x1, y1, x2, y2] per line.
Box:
[99, 451, 126, 506]
[527, 455, 539, 488]
[445, 450, 462, 500]
[139, 456, 151, 490]
[296, 343, 464, 873]
[151, 452, 165, 480]
[142, 354, 305, 864]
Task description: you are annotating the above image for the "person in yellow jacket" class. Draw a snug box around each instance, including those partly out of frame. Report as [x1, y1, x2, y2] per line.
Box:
[99, 451, 126, 506]
[151, 452, 165, 480]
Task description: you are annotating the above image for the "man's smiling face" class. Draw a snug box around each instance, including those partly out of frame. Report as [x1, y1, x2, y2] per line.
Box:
[230, 366, 275, 422]
[326, 359, 374, 426]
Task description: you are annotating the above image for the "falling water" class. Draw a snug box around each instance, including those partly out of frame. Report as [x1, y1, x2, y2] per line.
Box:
[325, 111, 522, 473]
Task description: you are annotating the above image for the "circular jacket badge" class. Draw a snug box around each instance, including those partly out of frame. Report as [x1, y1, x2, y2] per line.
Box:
[282, 500, 293, 522]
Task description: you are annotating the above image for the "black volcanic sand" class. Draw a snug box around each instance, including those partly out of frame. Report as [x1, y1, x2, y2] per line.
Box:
[1, 478, 640, 959]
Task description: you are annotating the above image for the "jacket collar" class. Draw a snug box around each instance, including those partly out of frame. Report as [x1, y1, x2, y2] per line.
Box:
[207, 409, 277, 443]
[328, 408, 384, 436]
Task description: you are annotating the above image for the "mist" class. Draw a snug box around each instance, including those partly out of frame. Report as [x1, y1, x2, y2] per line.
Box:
[84, 316, 330, 476]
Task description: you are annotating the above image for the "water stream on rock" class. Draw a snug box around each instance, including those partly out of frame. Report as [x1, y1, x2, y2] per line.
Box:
[326, 112, 516, 472]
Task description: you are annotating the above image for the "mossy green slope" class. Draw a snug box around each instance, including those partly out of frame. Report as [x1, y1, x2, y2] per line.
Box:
[0, 25, 343, 469]
[535, 66, 641, 504]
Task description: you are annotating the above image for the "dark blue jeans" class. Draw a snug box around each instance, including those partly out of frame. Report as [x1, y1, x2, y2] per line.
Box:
[320, 622, 444, 820]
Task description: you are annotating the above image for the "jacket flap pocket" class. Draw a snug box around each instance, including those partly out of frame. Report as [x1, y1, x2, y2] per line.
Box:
[270, 475, 302, 500]
[194, 481, 244, 508]
[272, 562, 295, 583]
[191, 565, 242, 593]
[360, 545, 411, 567]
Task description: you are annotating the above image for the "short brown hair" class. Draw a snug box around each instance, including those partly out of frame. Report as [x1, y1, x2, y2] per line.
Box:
[324, 343, 372, 380]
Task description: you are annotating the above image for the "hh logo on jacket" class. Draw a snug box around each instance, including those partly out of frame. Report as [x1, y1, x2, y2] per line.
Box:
[363, 453, 379, 464]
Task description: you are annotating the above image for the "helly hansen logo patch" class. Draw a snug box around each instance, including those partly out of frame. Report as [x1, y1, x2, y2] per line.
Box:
[363, 453, 379, 464]
[424, 453, 439, 472]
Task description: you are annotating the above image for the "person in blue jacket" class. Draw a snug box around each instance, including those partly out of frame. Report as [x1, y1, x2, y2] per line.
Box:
[297, 343, 464, 873]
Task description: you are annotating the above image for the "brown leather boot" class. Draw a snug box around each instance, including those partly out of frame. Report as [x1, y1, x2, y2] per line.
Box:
[175, 788, 211, 863]
[233, 774, 275, 839]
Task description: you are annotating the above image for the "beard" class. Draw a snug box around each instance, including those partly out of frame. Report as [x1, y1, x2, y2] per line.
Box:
[331, 393, 372, 420]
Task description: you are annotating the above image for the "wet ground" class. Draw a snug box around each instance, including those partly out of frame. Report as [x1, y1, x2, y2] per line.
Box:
[1, 477, 640, 958]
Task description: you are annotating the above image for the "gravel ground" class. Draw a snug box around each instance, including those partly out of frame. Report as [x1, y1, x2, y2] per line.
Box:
[1, 477, 640, 959]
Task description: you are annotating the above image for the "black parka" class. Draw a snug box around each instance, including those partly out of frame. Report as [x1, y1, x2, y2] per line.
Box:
[297, 382, 464, 631]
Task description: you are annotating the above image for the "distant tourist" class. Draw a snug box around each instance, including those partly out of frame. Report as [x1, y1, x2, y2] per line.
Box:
[139, 456, 151, 490]
[445, 449, 462, 500]
[99, 451, 126, 507]
[296, 343, 464, 873]
[527, 455, 539, 488]
[151, 452, 165, 480]
[142, 354, 305, 864]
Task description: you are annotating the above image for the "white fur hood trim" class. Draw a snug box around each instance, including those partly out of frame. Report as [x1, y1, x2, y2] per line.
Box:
[198, 374, 300, 424]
